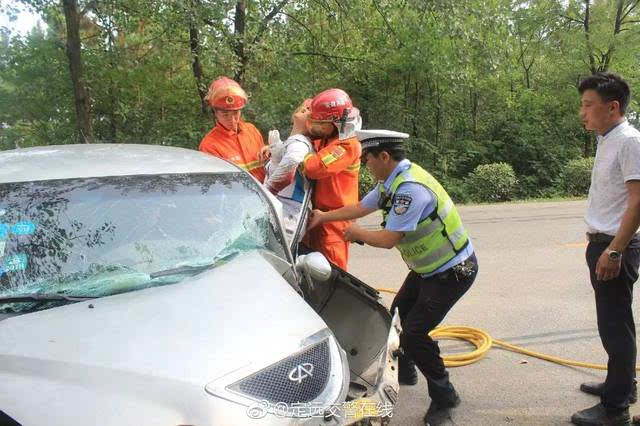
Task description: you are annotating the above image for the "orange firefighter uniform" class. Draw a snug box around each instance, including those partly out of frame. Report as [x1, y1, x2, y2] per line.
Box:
[301, 135, 361, 270]
[199, 121, 266, 182]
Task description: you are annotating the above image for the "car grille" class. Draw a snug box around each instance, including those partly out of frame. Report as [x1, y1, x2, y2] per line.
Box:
[228, 339, 331, 404]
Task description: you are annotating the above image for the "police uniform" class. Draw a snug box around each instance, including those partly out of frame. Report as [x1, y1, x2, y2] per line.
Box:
[358, 129, 478, 412]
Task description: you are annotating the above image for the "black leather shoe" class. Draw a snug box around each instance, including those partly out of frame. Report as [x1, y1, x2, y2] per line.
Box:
[571, 403, 630, 425]
[423, 391, 461, 425]
[398, 356, 418, 386]
[580, 381, 638, 404]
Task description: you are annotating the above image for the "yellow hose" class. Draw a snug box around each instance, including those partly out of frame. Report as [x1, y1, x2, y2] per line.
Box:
[376, 287, 630, 371]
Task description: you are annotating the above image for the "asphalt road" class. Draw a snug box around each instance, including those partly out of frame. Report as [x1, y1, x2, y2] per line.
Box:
[348, 200, 640, 426]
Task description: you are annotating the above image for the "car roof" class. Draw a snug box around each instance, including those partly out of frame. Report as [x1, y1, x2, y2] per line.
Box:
[0, 144, 241, 183]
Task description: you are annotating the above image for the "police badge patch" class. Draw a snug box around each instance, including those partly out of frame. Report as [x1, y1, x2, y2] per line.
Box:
[393, 193, 412, 215]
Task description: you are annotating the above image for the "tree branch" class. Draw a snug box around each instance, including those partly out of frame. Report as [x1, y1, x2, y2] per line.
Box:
[372, 0, 403, 48]
[621, 0, 640, 22]
[252, 0, 289, 46]
[560, 14, 583, 25]
[289, 51, 372, 64]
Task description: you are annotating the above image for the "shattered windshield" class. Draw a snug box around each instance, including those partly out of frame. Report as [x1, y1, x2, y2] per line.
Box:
[0, 173, 286, 313]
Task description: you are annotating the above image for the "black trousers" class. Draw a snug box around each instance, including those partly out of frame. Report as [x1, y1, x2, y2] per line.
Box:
[390, 253, 478, 403]
[586, 240, 640, 412]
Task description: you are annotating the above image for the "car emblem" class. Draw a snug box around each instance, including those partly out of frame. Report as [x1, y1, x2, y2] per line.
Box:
[288, 363, 314, 384]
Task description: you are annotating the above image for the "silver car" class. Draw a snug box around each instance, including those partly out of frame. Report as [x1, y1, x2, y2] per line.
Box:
[0, 144, 400, 426]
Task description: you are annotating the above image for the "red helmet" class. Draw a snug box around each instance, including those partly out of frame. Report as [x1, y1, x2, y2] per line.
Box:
[205, 76, 247, 110]
[310, 88, 356, 122]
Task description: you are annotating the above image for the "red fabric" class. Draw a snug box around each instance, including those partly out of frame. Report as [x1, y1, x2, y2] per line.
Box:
[302, 135, 361, 269]
[199, 121, 266, 182]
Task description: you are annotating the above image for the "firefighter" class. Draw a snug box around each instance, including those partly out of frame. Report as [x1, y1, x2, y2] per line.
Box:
[199, 76, 266, 182]
[308, 129, 478, 424]
[300, 88, 362, 270]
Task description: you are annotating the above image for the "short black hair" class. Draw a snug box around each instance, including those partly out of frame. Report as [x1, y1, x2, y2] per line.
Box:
[578, 72, 631, 114]
[362, 143, 406, 162]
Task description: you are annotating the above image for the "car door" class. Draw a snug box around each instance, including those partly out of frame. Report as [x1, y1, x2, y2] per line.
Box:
[288, 176, 400, 417]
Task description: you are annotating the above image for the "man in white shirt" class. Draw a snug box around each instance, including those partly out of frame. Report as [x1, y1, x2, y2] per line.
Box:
[571, 73, 640, 426]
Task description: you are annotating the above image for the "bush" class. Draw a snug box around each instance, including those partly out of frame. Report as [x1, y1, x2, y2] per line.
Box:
[560, 157, 594, 196]
[359, 167, 377, 199]
[464, 162, 518, 202]
[441, 177, 471, 204]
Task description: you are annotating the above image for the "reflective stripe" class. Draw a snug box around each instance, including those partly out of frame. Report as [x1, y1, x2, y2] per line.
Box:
[449, 226, 467, 246]
[405, 244, 456, 270]
[438, 199, 453, 217]
[346, 163, 360, 172]
[402, 218, 442, 244]
[321, 153, 338, 166]
[244, 160, 263, 171]
[402, 199, 454, 245]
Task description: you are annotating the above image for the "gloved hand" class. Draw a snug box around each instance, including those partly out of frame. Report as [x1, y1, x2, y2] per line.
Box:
[268, 130, 286, 166]
[268, 129, 281, 146]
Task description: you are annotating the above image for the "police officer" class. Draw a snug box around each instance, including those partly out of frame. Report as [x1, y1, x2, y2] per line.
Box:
[307, 129, 478, 424]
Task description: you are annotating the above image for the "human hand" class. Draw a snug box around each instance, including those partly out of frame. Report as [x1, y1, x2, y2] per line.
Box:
[259, 145, 271, 162]
[307, 209, 325, 230]
[595, 250, 622, 281]
[268, 129, 281, 146]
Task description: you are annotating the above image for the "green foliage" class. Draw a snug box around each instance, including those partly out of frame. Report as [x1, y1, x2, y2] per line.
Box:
[358, 166, 376, 200]
[440, 177, 470, 204]
[464, 163, 518, 202]
[560, 157, 594, 196]
[1, 0, 639, 202]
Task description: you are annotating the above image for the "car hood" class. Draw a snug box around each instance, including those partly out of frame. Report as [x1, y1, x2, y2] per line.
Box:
[0, 251, 326, 391]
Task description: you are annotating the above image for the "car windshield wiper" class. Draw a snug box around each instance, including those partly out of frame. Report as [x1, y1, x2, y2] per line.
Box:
[0, 293, 97, 304]
[149, 251, 241, 279]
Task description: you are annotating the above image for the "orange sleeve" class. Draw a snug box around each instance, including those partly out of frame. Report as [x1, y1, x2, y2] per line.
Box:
[302, 138, 361, 179]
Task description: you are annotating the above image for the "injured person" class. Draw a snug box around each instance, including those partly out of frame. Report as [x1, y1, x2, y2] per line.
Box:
[264, 100, 314, 243]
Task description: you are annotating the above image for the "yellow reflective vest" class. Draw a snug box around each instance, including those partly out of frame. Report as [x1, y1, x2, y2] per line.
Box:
[379, 163, 469, 274]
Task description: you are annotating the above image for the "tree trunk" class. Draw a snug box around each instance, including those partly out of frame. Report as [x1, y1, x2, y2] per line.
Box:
[471, 89, 478, 137]
[233, 0, 247, 84]
[62, 0, 94, 144]
[583, 132, 595, 157]
[190, 25, 208, 115]
[583, 0, 597, 74]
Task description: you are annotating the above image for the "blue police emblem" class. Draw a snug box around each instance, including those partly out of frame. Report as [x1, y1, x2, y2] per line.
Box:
[393, 193, 412, 215]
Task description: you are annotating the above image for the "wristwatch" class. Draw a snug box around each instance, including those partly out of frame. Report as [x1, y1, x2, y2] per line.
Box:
[606, 249, 622, 262]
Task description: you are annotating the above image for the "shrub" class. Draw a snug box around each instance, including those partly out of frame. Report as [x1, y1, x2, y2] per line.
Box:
[441, 177, 470, 204]
[359, 167, 377, 199]
[464, 162, 518, 202]
[561, 157, 594, 196]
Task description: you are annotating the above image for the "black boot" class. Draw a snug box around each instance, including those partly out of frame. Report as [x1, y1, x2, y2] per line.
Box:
[571, 403, 631, 426]
[398, 354, 418, 386]
[580, 380, 638, 404]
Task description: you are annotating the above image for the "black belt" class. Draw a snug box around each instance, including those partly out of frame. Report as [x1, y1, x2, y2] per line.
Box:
[435, 257, 476, 281]
[586, 232, 640, 245]
[586, 233, 615, 244]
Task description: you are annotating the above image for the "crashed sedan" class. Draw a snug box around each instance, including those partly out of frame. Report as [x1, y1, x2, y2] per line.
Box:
[0, 144, 399, 426]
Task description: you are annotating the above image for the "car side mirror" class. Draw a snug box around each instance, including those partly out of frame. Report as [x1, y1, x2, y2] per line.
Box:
[296, 252, 332, 282]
